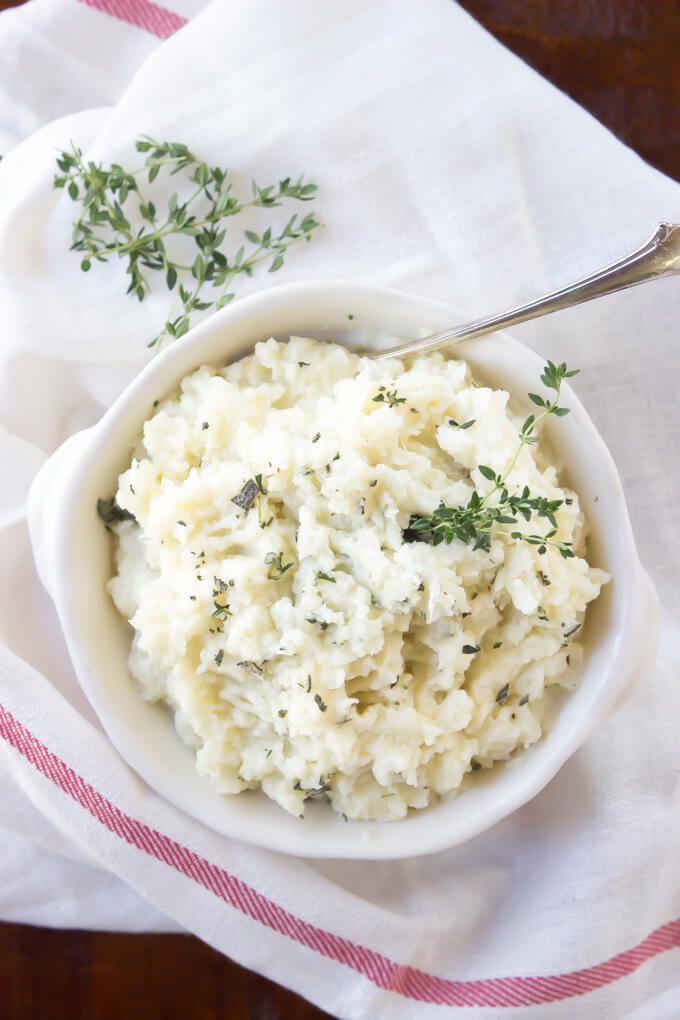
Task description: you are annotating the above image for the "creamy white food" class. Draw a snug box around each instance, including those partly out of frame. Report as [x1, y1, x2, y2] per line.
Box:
[108, 337, 607, 821]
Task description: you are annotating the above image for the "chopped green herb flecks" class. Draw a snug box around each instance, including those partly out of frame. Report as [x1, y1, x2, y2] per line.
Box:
[265, 551, 294, 580]
[97, 497, 135, 525]
[211, 600, 231, 620]
[237, 660, 264, 676]
[449, 418, 476, 430]
[314, 693, 327, 712]
[372, 386, 407, 408]
[496, 683, 510, 705]
[306, 615, 329, 630]
[232, 479, 259, 511]
[232, 475, 266, 512]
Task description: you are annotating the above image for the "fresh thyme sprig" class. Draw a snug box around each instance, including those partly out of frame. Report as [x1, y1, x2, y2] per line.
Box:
[405, 362, 579, 558]
[53, 137, 321, 348]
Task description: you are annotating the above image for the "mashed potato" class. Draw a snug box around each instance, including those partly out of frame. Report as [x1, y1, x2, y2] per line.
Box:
[108, 338, 607, 821]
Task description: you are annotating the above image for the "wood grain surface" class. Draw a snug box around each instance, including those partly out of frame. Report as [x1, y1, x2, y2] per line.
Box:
[1, 1, 678, 1018]
[458, 0, 680, 181]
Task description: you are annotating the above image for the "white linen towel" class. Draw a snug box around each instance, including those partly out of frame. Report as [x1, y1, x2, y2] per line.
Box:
[0, 1, 678, 1016]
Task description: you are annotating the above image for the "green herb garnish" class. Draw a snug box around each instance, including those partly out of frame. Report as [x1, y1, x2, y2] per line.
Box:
[211, 602, 231, 620]
[97, 497, 134, 525]
[316, 571, 336, 583]
[232, 475, 266, 511]
[54, 138, 321, 349]
[405, 363, 578, 558]
[306, 616, 329, 631]
[265, 551, 294, 580]
[449, 419, 476, 430]
[373, 386, 406, 408]
[496, 683, 510, 705]
[237, 660, 264, 676]
[314, 693, 327, 712]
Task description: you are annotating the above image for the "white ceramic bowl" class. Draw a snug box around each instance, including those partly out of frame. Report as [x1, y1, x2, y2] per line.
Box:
[28, 281, 657, 859]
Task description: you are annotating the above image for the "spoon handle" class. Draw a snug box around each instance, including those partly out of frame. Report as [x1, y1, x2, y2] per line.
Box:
[374, 222, 680, 360]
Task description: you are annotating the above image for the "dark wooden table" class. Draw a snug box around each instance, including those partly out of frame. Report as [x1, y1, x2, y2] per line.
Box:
[1, 2, 679, 1017]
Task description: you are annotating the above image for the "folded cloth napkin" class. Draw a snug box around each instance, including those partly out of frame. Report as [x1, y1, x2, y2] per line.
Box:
[0, 1, 678, 1017]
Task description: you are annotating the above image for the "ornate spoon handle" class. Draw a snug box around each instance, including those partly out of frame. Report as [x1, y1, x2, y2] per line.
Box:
[374, 223, 680, 360]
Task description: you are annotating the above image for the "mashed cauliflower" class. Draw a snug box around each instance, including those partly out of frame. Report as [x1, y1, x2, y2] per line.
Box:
[107, 337, 607, 821]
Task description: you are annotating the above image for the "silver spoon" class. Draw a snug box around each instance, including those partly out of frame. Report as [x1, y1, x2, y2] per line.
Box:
[374, 222, 680, 360]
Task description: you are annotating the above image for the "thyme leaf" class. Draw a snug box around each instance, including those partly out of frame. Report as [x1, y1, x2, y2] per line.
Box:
[54, 138, 321, 349]
[265, 551, 294, 580]
[372, 386, 406, 408]
[97, 497, 135, 524]
[404, 363, 579, 559]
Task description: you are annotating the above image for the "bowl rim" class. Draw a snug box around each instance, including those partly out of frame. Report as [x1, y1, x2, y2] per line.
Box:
[27, 279, 657, 859]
